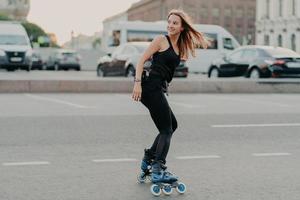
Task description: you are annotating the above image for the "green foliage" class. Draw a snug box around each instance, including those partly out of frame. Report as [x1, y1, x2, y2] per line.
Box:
[0, 13, 12, 21]
[92, 38, 101, 49]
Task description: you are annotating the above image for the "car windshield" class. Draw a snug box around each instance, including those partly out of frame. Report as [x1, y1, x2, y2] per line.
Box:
[0, 35, 28, 45]
[264, 48, 300, 57]
[62, 52, 77, 57]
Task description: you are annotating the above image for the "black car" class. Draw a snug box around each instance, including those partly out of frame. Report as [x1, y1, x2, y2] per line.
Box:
[31, 51, 44, 70]
[97, 42, 188, 78]
[208, 45, 300, 78]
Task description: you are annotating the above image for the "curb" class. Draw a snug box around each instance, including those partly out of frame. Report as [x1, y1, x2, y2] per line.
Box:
[1, 79, 300, 93]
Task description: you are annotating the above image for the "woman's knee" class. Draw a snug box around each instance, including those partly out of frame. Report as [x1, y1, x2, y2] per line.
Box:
[160, 127, 173, 136]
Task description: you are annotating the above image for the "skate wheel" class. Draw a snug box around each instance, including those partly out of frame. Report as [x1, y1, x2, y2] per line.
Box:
[150, 184, 162, 196]
[176, 182, 186, 194]
[137, 172, 146, 183]
[162, 184, 173, 195]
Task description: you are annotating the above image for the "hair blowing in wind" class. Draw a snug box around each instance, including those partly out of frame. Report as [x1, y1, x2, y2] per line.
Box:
[168, 9, 210, 59]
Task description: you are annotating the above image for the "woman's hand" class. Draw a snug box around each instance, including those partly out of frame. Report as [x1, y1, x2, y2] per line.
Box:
[132, 82, 142, 101]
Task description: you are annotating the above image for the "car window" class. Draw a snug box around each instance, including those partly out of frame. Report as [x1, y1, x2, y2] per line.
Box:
[243, 49, 257, 61]
[121, 46, 135, 55]
[223, 38, 235, 50]
[197, 33, 218, 49]
[264, 48, 300, 57]
[258, 49, 270, 57]
[111, 45, 124, 58]
[228, 49, 244, 62]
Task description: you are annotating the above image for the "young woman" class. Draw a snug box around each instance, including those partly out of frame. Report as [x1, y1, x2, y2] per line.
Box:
[132, 9, 209, 183]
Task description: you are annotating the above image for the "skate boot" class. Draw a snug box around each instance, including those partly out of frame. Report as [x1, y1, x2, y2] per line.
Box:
[137, 149, 155, 183]
[150, 161, 186, 197]
[151, 161, 178, 184]
[141, 149, 155, 172]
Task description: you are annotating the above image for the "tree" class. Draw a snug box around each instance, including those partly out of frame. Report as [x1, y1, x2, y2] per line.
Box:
[0, 13, 11, 21]
[92, 38, 101, 49]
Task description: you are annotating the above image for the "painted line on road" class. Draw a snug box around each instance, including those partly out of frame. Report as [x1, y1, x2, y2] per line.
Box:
[24, 94, 91, 109]
[212, 123, 300, 128]
[176, 155, 221, 160]
[252, 153, 291, 157]
[92, 158, 138, 163]
[2, 161, 50, 166]
[170, 101, 206, 108]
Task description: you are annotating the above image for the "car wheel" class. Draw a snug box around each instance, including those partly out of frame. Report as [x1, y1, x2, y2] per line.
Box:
[209, 67, 219, 78]
[249, 68, 261, 79]
[126, 65, 135, 77]
[97, 66, 105, 77]
[76, 66, 81, 71]
[7, 67, 15, 72]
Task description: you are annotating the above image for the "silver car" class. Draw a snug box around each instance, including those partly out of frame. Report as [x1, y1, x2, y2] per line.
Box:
[46, 49, 81, 71]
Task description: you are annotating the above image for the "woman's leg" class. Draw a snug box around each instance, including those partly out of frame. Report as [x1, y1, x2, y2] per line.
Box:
[141, 90, 175, 163]
[149, 108, 177, 162]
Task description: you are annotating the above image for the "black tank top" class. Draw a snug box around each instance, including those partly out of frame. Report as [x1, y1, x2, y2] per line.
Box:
[150, 35, 180, 83]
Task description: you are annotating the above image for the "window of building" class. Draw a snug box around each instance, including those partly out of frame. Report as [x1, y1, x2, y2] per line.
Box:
[278, 34, 283, 46]
[199, 7, 208, 20]
[266, 0, 270, 19]
[224, 8, 232, 17]
[292, 0, 296, 16]
[212, 8, 220, 18]
[264, 34, 270, 45]
[279, 0, 283, 17]
[291, 34, 296, 51]
[236, 8, 244, 18]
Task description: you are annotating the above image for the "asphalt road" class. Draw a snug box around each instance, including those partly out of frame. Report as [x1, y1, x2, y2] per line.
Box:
[1, 93, 300, 199]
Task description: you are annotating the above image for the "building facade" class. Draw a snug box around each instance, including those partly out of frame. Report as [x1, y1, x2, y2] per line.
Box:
[0, 0, 30, 21]
[127, 0, 256, 44]
[256, 0, 300, 52]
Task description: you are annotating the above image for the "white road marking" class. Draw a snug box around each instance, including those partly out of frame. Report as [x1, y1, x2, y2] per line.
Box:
[24, 94, 91, 108]
[92, 158, 138, 163]
[176, 155, 221, 160]
[252, 153, 291, 157]
[2, 161, 50, 166]
[212, 123, 300, 128]
[170, 101, 205, 108]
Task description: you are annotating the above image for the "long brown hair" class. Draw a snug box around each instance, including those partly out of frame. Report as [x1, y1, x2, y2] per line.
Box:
[168, 9, 210, 59]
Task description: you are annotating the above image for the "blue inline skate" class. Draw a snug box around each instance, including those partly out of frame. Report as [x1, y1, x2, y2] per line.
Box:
[137, 149, 155, 183]
[149, 161, 186, 196]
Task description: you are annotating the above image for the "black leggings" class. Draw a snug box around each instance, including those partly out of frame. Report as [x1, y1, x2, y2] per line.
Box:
[141, 75, 178, 164]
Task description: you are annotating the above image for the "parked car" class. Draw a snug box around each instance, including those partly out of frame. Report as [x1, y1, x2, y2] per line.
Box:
[46, 49, 81, 71]
[31, 51, 44, 70]
[97, 42, 188, 77]
[0, 21, 32, 71]
[208, 45, 300, 78]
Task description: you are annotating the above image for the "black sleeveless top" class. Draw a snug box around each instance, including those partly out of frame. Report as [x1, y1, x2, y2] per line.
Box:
[150, 35, 181, 83]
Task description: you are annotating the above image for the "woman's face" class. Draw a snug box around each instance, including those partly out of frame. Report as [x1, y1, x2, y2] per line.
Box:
[167, 14, 183, 36]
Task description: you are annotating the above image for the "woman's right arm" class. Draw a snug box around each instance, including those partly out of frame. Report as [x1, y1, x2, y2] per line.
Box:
[132, 35, 164, 101]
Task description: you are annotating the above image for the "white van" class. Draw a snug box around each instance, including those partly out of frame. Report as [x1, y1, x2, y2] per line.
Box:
[0, 21, 32, 71]
[102, 21, 240, 73]
[187, 24, 240, 73]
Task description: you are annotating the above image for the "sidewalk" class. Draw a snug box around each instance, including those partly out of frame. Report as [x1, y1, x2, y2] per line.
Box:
[0, 71, 300, 93]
